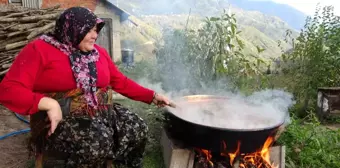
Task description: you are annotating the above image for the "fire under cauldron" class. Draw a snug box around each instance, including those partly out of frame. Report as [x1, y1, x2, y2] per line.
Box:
[163, 95, 286, 154]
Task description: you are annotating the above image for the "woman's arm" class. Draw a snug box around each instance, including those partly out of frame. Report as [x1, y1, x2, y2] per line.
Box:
[101, 48, 155, 104]
[0, 41, 47, 115]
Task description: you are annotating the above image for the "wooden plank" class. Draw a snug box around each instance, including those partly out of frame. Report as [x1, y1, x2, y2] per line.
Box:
[317, 88, 340, 122]
[269, 146, 285, 168]
[161, 129, 195, 168]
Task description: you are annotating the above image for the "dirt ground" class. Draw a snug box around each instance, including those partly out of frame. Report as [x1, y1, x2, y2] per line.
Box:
[0, 105, 32, 168]
[324, 123, 340, 130]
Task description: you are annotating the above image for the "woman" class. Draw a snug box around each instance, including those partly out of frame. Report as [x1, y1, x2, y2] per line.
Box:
[0, 7, 170, 168]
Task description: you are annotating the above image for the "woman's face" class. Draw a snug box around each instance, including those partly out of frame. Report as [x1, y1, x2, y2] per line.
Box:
[79, 26, 98, 52]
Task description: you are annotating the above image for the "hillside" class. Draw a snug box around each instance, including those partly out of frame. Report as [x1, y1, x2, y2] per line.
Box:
[113, 0, 307, 30]
[228, 0, 307, 30]
[238, 26, 289, 59]
[231, 7, 299, 43]
[117, 0, 300, 60]
[138, 10, 296, 59]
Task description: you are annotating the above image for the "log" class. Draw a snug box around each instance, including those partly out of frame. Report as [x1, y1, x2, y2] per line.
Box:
[0, 56, 13, 64]
[0, 49, 20, 55]
[6, 29, 31, 38]
[0, 52, 16, 57]
[27, 22, 55, 39]
[0, 24, 50, 40]
[6, 49, 20, 53]
[0, 56, 11, 60]
[5, 40, 29, 51]
[0, 55, 11, 59]
[43, 28, 54, 35]
[3, 36, 27, 46]
[0, 69, 9, 76]
[2, 63, 12, 69]
[8, 20, 47, 31]
[0, 34, 6, 39]
[0, 40, 28, 52]
[0, 11, 30, 19]
[1, 23, 20, 30]
[0, 13, 60, 23]
[0, 4, 63, 78]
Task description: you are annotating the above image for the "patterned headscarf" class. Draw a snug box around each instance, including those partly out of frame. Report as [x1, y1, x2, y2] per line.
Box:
[40, 7, 105, 109]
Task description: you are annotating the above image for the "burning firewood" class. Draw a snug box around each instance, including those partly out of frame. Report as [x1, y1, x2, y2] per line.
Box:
[0, 4, 62, 79]
[194, 136, 278, 168]
[194, 154, 276, 168]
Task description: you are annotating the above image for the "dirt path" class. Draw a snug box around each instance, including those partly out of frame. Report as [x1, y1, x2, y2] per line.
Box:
[0, 105, 31, 168]
[324, 123, 340, 130]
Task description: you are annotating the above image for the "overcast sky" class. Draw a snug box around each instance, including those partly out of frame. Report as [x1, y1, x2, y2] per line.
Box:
[271, 0, 339, 15]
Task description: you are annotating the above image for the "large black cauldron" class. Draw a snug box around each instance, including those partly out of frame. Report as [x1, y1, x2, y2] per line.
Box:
[163, 95, 285, 154]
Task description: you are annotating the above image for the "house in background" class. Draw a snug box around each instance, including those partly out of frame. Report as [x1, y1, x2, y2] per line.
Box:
[0, 0, 129, 62]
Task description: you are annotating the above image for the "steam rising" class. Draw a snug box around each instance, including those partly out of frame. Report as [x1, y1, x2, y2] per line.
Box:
[165, 89, 294, 130]
[137, 78, 295, 130]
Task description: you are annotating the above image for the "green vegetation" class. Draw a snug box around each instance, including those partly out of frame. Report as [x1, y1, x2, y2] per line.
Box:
[278, 5, 340, 118]
[278, 113, 340, 168]
[155, 10, 268, 92]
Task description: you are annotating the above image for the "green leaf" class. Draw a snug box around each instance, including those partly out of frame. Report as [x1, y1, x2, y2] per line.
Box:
[256, 46, 266, 53]
[236, 37, 245, 49]
[209, 17, 220, 21]
[231, 24, 236, 35]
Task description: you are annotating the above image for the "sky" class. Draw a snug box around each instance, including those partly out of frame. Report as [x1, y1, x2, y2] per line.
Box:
[109, 0, 339, 16]
[272, 0, 340, 16]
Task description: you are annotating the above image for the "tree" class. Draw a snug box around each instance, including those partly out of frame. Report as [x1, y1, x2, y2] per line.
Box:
[280, 5, 340, 115]
[155, 10, 267, 92]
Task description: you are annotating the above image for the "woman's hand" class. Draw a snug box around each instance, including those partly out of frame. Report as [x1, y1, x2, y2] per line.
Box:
[38, 97, 63, 136]
[152, 93, 170, 107]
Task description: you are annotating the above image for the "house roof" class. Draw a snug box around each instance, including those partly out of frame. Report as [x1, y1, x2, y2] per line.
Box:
[103, 0, 131, 21]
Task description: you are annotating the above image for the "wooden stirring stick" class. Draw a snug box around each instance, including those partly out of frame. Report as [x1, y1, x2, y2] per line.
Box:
[168, 102, 177, 108]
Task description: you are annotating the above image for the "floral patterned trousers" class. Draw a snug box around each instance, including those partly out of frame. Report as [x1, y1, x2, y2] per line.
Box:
[29, 88, 149, 168]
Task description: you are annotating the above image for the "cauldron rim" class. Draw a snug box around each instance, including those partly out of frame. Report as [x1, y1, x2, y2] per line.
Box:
[165, 94, 286, 132]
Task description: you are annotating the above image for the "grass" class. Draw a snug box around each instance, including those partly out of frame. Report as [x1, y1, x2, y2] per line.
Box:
[277, 113, 340, 168]
[143, 146, 165, 168]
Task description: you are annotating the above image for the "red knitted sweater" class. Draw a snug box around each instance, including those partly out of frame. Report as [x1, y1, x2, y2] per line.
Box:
[0, 39, 154, 115]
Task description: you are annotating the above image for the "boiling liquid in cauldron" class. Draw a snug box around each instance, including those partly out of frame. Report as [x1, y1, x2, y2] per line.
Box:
[168, 98, 285, 130]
